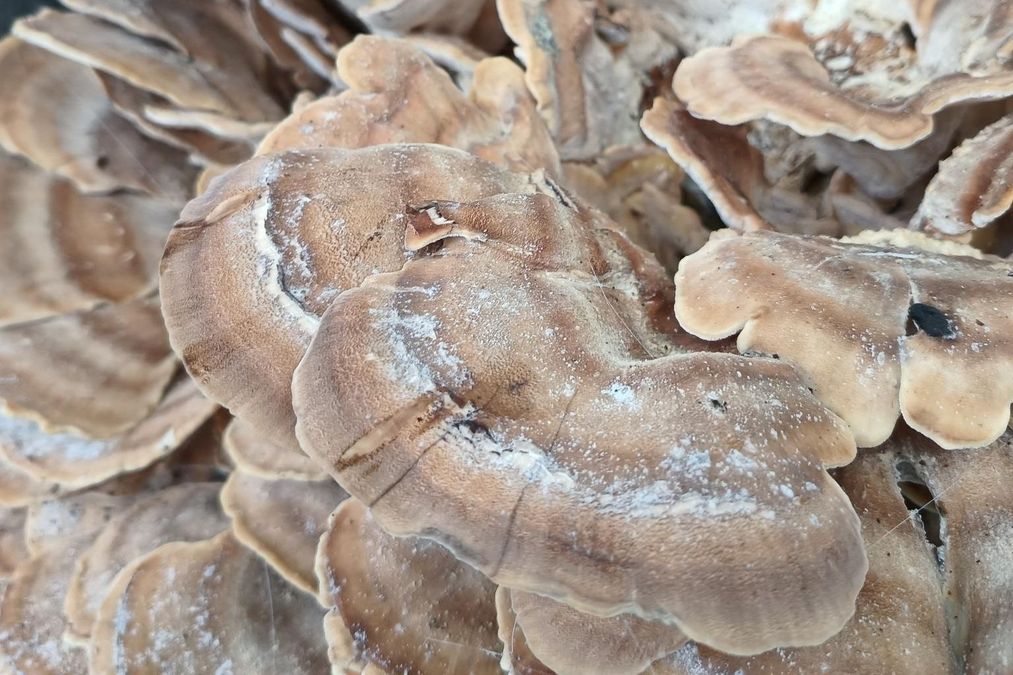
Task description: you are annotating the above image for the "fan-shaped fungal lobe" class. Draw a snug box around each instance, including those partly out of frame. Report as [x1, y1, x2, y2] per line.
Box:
[914, 114, 1013, 236]
[502, 588, 687, 675]
[316, 498, 502, 674]
[223, 418, 327, 480]
[90, 531, 328, 674]
[222, 470, 347, 594]
[0, 151, 175, 327]
[161, 144, 537, 445]
[258, 35, 560, 175]
[0, 376, 217, 488]
[208, 145, 873, 655]
[0, 297, 176, 439]
[0, 36, 194, 198]
[64, 483, 229, 641]
[676, 230, 1013, 449]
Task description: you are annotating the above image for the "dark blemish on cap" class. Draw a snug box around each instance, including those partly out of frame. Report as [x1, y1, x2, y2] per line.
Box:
[907, 303, 956, 339]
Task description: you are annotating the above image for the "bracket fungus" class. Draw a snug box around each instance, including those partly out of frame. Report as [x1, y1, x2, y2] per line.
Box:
[675, 230, 1013, 449]
[90, 531, 329, 674]
[1, 0, 1012, 672]
[316, 498, 503, 674]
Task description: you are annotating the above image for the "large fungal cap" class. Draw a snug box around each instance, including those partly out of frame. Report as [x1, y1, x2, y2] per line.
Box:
[675, 230, 1013, 449]
[914, 114, 1013, 236]
[231, 145, 872, 655]
[63, 482, 229, 641]
[671, 0, 1013, 151]
[221, 469, 347, 594]
[0, 296, 176, 439]
[160, 144, 538, 445]
[316, 498, 502, 674]
[0, 37, 195, 198]
[499, 588, 687, 675]
[655, 429, 1013, 674]
[0, 150, 175, 327]
[13, 4, 283, 124]
[257, 35, 560, 175]
[90, 530, 328, 674]
[0, 492, 136, 674]
[0, 376, 217, 490]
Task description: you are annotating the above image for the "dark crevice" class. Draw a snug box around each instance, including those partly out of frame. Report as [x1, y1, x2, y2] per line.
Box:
[895, 460, 947, 566]
[900, 22, 918, 50]
[907, 302, 957, 339]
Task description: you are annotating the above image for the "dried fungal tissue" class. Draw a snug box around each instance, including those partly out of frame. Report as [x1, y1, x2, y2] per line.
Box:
[1, 0, 1012, 673]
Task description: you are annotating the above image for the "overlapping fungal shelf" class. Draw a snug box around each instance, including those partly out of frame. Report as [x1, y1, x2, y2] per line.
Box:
[0, 1, 1010, 674]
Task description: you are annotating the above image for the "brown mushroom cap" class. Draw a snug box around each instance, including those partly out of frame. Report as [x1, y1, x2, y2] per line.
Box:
[502, 588, 687, 675]
[0, 296, 176, 439]
[0, 150, 174, 327]
[316, 498, 502, 674]
[653, 442, 955, 675]
[98, 73, 257, 167]
[0, 36, 195, 198]
[257, 35, 560, 176]
[13, 6, 283, 123]
[0, 376, 217, 489]
[221, 469, 347, 594]
[655, 429, 1013, 674]
[90, 530, 329, 674]
[160, 144, 537, 445]
[673, 30, 1013, 151]
[675, 230, 1013, 449]
[914, 114, 1013, 236]
[226, 144, 872, 655]
[223, 418, 327, 480]
[0, 492, 134, 674]
[641, 98, 769, 232]
[63, 482, 229, 642]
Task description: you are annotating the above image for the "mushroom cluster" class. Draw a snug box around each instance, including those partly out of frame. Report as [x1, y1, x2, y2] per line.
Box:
[0, 1, 1011, 674]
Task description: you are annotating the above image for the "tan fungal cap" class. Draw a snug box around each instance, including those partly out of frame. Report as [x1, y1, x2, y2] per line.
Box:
[0, 376, 218, 488]
[90, 530, 329, 674]
[0, 36, 195, 197]
[504, 588, 687, 675]
[658, 429, 1013, 674]
[914, 114, 1013, 236]
[655, 443, 955, 675]
[258, 35, 560, 175]
[222, 470, 347, 594]
[675, 230, 1013, 448]
[0, 493, 134, 674]
[316, 498, 502, 674]
[0, 296, 176, 439]
[14, 7, 283, 123]
[673, 5, 1013, 150]
[267, 145, 867, 654]
[160, 144, 537, 445]
[641, 98, 770, 232]
[224, 418, 327, 480]
[64, 482, 229, 641]
[0, 150, 175, 327]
